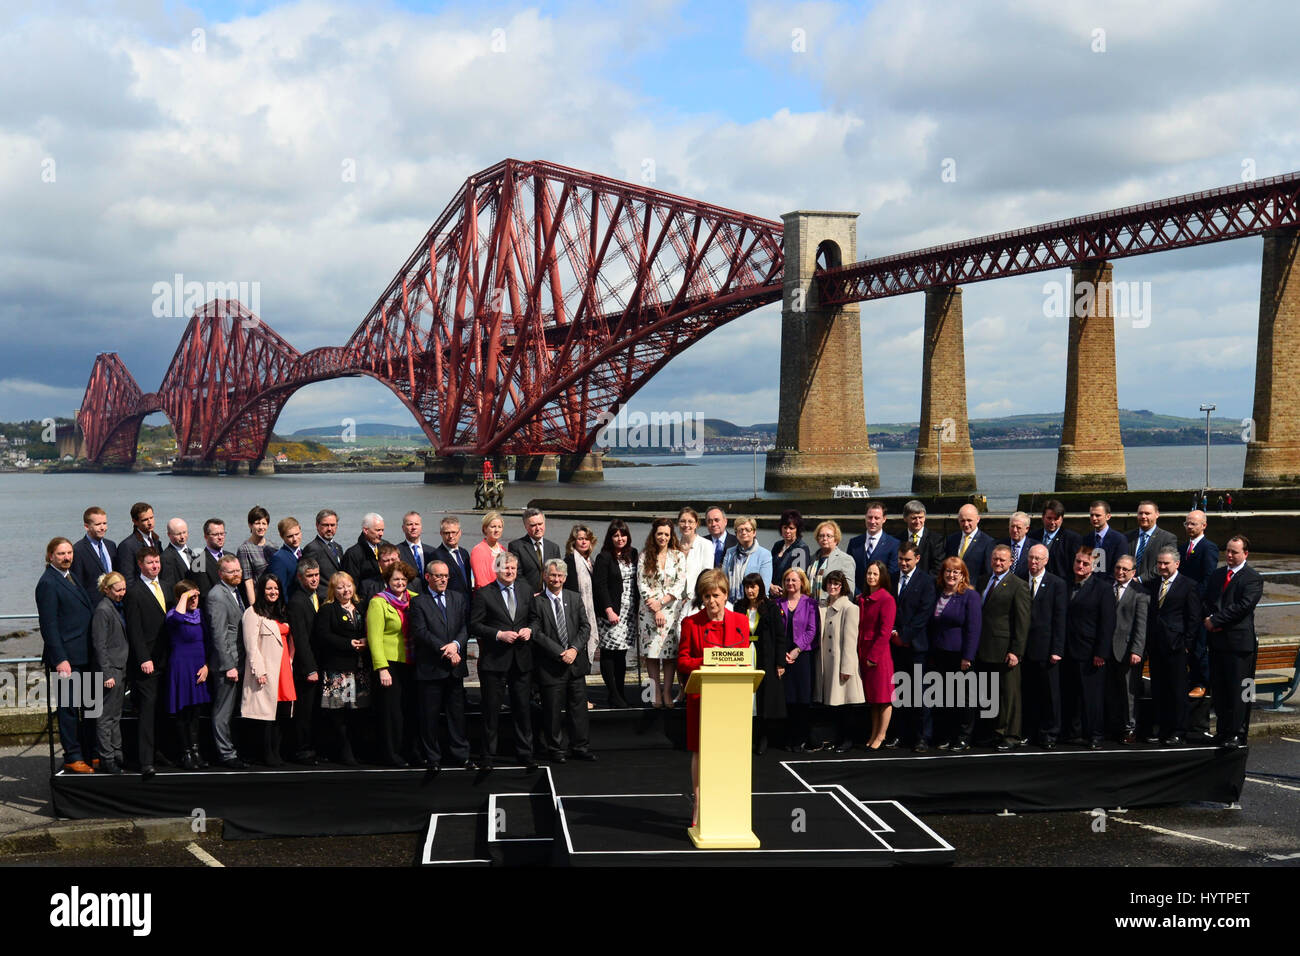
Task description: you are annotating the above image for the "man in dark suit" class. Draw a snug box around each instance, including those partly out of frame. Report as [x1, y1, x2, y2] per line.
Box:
[267, 517, 303, 597]
[190, 518, 229, 598]
[529, 558, 595, 763]
[998, 512, 1033, 580]
[469, 552, 536, 770]
[71, 506, 117, 595]
[343, 512, 388, 595]
[508, 508, 561, 596]
[360, 545, 401, 602]
[115, 502, 163, 586]
[1023, 544, 1067, 748]
[1031, 499, 1082, 583]
[35, 537, 96, 773]
[301, 509, 344, 598]
[976, 545, 1032, 749]
[1179, 509, 1219, 700]
[204, 554, 247, 768]
[432, 515, 473, 598]
[159, 518, 198, 595]
[1106, 555, 1149, 744]
[848, 500, 900, 592]
[1203, 535, 1263, 748]
[409, 561, 473, 769]
[1127, 500, 1177, 586]
[1145, 546, 1203, 744]
[397, 510, 438, 582]
[123, 547, 172, 776]
[1063, 547, 1116, 749]
[945, 504, 993, 588]
[897, 500, 944, 577]
[1084, 499, 1128, 580]
[286, 559, 320, 763]
[893, 542, 937, 751]
[704, 506, 737, 569]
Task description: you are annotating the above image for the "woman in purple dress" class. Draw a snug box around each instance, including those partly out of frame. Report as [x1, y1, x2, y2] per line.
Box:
[165, 581, 211, 769]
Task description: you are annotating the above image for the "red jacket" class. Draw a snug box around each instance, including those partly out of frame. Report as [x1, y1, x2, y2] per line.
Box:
[677, 609, 751, 683]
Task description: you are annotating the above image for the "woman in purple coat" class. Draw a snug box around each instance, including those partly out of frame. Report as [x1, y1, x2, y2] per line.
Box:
[165, 581, 211, 769]
[927, 557, 982, 752]
[778, 568, 820, 752]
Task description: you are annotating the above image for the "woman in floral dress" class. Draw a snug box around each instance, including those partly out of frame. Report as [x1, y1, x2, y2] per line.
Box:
[638, 517, 688, 708]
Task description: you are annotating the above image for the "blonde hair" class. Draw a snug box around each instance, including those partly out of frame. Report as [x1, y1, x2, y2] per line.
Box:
[97, 571, 125, 595]
[813, 520, 842, 545]
[481, 510, 504, 535]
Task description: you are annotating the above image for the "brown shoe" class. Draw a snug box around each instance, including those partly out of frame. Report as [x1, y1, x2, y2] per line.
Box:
[1188, 686, 1207, 699]
[63, 760, 94, 774]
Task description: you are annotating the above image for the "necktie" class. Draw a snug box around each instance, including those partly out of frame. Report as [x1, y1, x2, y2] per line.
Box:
[1223, 569, 1234, 591]
[912, 532, 920, 545]
[900, 573, 910, 592]
[1158, 579, 1169, 607]
[1114, 583, 1121, 600]
[535, 540, 543, 569]
[865, 535, 876, 560]
[553, 594, 567, 647]
[959, 534, 971, 558]
[150, 579, 165, 611]
[1043, 531, 1054, 548]
[1031, 577, 1039, 598]
[504, 586, 516, 617]
[1134, 531, 1148, 565]
[411, 545, 422, 577]
[179, 548, 190, 570]
[984, 574, 1000, 600]
[436, 592, 447, 623]
[1013, 541, 1022, 567]
[332, 542, 342, 564]
[311, 593, 319, 611]
[96, 540, 110, 572]
[294, 547, 302, 559]
[714, 538, 723, 566]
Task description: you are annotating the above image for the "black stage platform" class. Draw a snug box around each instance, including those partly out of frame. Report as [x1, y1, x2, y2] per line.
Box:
[50, 702, 1248, 865]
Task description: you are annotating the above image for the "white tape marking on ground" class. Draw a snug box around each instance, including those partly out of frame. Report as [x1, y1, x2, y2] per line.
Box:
[1246, 775, 1300, 792]
[186, 842, 224, 867]
[1105, 816, 1254, 854]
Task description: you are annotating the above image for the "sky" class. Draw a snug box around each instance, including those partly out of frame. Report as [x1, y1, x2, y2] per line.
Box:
[2, 0, 1297, 436]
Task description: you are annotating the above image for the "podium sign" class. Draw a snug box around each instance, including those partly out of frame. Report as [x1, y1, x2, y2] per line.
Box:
[685, 663, 764, 849]
[703, 646, 755, 668]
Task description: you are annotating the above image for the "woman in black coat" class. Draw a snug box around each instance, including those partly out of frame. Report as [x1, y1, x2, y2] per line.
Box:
[312, 571, 371, 765]
[732, 572, 787, 754]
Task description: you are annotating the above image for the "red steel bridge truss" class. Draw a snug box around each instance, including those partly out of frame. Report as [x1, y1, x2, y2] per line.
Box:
[77, 163, 1300, 465]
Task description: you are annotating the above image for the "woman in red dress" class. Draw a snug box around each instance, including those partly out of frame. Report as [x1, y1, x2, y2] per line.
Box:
[858, 560, 898, 750]
[677, 568, 750, 825]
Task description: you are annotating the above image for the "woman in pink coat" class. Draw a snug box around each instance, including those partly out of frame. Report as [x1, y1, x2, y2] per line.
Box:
[857, 560, 897, 750]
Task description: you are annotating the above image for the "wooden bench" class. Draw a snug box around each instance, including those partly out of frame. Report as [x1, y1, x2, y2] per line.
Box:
[1255, 640, 1300, 710]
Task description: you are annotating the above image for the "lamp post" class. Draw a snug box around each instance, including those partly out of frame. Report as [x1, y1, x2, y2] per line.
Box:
[1199, 403, 1216, 496]
[751, 438, 759, 500]
[932, 424, 946, 496]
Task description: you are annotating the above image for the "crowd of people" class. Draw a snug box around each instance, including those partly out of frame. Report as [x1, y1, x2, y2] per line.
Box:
[32, 495, 1263, 776]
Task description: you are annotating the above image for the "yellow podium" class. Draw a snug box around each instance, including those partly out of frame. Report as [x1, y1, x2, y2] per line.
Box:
[686, 646, 764, 849]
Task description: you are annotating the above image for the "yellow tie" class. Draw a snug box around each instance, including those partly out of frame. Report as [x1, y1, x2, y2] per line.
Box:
[150, 579, 165, 611]
[1031, 578, 1038, 598]
[311, 593, 319, 611]
[1158, 579, 1169, 607]
[959, 534, 970, 558]
[912, 532, 919, 544]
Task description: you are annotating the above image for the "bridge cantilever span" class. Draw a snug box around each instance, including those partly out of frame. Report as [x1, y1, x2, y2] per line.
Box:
[73, 161, 1300, 489]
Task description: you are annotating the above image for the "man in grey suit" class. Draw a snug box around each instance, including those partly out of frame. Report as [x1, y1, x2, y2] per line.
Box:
[204, 555, 248, 768]
[1126, 500, 1177, 586]
[302, 509, 344, 598]
[975, 544, 1031, 749]
[528, 558, 595, 763]
[1106, 555, 1149, 744]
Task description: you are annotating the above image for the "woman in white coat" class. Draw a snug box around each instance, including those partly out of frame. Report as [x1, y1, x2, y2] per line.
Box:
[817, 570, 865, 752]
[241, 573, 295, 766]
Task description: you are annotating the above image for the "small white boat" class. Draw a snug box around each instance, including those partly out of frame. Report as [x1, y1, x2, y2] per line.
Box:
[831, 482, 872, 499]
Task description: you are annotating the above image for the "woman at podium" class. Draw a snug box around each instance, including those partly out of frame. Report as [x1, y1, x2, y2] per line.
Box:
[678, 569, 751, 825]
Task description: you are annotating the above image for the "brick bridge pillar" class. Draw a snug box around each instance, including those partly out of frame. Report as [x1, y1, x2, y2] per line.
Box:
[912, 286, 977, 492]
[1054, 261, 1128, 491]
[764, 211, 879, 492]
[1244, 230, 1300, 486]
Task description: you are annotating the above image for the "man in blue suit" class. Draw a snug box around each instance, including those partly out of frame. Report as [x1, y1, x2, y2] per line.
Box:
[71, 506, 117, 595]
[35, 537, 96, 773]
[847, 500, 899, 593]
[945, 504, 993, 588]
[1179, 509, 1219, 702]
[432, 515, 474, 598]
[267, 517, 303, 597]
[893, 542, 937, 751]
[1084, 499, 1129, 580]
